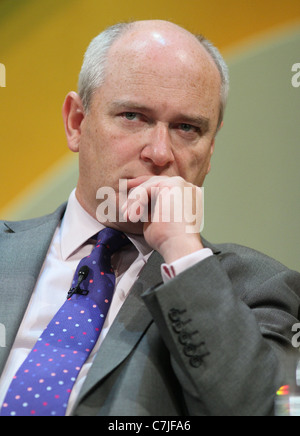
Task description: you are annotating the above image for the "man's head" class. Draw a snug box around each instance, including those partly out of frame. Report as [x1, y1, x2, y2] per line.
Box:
[78, 21, 229, 130]
[62, 20, 229, 229]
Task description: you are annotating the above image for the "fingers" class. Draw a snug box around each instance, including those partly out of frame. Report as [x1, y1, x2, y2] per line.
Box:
[121, 176, 174, 223]
[121, 176, 203, 233]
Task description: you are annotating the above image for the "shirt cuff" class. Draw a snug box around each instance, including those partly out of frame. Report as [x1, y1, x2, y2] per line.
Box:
[161, 248, 214, 282]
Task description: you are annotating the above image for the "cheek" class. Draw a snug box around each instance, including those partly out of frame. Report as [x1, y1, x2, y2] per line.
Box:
[176, 144, 213, 186]
[79, 123, 138, 179]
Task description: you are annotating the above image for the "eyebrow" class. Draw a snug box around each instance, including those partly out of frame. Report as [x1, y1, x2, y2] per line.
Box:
[109, 99, 210, 132]
[109, 100, 151, 113]
[174, 114, 210, 133]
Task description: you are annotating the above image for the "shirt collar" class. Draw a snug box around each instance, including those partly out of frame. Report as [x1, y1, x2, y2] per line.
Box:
[60, 189, 104, 260]
[60, 189, 153, 261]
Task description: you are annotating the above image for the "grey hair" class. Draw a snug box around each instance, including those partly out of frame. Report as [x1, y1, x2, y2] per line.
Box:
[78, 22, 229, 129]
[195, 34, 229, 129]
[78, 22, 132, 111]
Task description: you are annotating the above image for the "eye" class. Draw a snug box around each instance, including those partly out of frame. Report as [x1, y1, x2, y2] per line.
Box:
[123, 112, 138, 121]
[178, 123, 200, 133]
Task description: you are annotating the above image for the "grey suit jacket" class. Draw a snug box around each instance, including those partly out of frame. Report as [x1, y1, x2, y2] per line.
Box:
[1, 204, 300, 416]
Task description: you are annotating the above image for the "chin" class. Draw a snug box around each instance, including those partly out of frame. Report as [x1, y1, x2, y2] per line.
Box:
[116, 220, 145, 236]
[100, 219, 145, 236]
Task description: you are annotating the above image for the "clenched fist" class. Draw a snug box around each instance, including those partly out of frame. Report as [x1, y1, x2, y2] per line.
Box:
[122, 176, 204, 263]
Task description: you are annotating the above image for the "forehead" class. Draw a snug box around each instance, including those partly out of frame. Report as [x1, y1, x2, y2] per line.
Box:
[107, 25, 220, 83]
[94, 25, 221, 127]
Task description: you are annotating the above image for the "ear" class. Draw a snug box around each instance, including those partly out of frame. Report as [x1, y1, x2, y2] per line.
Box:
[206, 138, 216, 175]
[206, 120, 223, 174]
[62, 91, 85, 153]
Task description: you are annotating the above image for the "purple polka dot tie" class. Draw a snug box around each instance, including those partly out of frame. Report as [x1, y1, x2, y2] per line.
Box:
[0, 227, 129, 416]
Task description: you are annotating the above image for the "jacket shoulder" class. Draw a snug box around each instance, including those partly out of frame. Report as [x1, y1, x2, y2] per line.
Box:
[0, 203, 67, 234]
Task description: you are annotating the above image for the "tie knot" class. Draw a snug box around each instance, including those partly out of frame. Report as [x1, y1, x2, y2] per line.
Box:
[67, 227, 130, 301]
[95, 227, 130, 255]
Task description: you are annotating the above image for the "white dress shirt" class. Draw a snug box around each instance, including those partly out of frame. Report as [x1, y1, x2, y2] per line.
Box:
[0, 189, 212, 415]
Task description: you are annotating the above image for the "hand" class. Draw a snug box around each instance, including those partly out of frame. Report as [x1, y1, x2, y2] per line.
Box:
[122, 176, 204, 263]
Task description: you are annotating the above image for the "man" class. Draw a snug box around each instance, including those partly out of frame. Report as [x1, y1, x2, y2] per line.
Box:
[0, 20, 299, 416]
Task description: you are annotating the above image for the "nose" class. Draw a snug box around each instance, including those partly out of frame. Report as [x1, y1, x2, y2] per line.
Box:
[140, 123, 175, 169]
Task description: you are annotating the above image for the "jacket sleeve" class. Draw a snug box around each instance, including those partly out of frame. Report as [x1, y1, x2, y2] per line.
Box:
[141, 251, 300, 416]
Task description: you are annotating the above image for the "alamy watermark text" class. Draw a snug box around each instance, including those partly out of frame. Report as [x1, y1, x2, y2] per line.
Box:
[0, 323, 6, 348]
[96, 179, 204, 234]
[0, 63, 6, 87]
[291, 63, 300, 88]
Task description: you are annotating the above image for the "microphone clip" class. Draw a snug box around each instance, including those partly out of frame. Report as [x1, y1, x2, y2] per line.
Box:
[67, 287, 89, 299]
[67, 265, 90, 300]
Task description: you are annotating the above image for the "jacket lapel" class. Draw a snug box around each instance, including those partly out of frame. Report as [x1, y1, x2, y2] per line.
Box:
[0, 205, 66, 374]
[74, 251, 164, 408]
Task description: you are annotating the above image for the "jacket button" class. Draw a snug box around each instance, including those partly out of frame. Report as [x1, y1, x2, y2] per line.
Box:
[183, 343, 198, 357]
[168, 308, 185, 322]
[189, 356, 203, 368]
[178, 330, 192, 345]
[172, 321, 182, 333]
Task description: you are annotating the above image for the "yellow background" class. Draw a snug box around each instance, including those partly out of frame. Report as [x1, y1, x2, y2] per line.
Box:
[1, 0, 300, 270]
